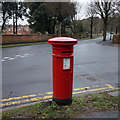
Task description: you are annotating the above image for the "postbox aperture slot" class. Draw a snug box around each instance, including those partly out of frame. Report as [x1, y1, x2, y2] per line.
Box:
[62, 51, 71, 53]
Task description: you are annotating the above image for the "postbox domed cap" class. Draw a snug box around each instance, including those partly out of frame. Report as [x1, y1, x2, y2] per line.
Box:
[48, 37, 77, 45]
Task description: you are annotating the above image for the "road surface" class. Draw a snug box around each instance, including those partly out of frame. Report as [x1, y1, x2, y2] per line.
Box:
[2, 36, 118, 100]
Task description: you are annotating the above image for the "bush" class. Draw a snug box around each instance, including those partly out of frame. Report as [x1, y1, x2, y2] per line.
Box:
[113, 34, 120, 44]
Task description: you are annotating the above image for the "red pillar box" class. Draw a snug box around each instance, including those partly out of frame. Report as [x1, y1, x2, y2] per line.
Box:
[48, 37, 77, 105]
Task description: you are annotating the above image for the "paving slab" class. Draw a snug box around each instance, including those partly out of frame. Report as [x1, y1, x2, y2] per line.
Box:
[80, 110, 119, 118]
[108, 91, 120, 96]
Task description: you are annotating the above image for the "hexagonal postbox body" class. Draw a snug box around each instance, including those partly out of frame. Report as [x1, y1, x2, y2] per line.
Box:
[48, 37, 77, 105]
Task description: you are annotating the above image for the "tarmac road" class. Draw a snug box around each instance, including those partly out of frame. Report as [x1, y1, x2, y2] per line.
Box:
[2, 36, 118, 99]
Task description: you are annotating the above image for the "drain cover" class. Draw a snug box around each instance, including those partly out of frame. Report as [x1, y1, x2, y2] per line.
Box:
[86, 76, 96, 81]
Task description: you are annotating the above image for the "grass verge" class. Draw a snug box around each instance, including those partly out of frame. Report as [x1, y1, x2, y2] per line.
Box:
[2, 91, 119, 119]
[0, 41, 48, 48]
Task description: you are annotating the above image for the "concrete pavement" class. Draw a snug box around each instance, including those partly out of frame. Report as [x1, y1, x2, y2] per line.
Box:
[79, 110, 119, 118]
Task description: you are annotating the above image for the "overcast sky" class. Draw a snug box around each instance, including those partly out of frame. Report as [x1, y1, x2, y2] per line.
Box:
[1, 0, 91, 26]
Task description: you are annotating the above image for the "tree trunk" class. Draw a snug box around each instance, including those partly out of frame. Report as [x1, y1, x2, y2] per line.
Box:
[58, 22, 62, 37]
[116, 27, 118, 34]
[15, 3, 18, 34]
[90, 16, 93, 39]
[103, 23, 107, 41]
[71, 18, 76, 34]
[54, 25, 57, 35]
[13, 14, 15, 34]
[16, 15, 17, 34]
[52, 20, 56, 34]
[1, 19, 6, 33]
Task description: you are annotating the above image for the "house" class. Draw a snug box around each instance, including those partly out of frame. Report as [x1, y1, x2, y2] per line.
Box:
[2, 25, 31, 34]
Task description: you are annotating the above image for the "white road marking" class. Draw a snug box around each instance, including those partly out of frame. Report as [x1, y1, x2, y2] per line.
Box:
[15, 55, 21, 57]
[4, 57, 9, 59]
[24, 54, 29, 56]
[9, 58, 15, 60]
[3, 53, 30, 62]
[20, 56, 25, 58]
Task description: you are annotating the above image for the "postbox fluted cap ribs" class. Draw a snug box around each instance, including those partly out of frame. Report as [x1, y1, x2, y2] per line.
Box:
[48, 37, 77, 45]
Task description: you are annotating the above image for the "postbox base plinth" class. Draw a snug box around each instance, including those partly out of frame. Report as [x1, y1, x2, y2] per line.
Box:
[53, 97, 72, 105]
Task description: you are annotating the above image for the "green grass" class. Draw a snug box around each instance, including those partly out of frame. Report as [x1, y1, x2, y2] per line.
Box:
[2, 102, 43, 118]
[107, 88, 120, 92]
[0, 41, 48, 48]
[2, 91, 119, 119]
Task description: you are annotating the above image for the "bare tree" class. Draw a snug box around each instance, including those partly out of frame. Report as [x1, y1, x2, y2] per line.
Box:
[86, 3, 96, 38]
[12, 2, 27, 34]
[115, 1, 120, 14]
[113, 1, 120, 34]
[1, 2, 13, 33]
[94, 0, 115, 41]
[71, 2, 82, 34]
